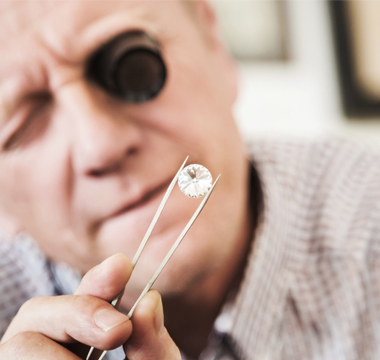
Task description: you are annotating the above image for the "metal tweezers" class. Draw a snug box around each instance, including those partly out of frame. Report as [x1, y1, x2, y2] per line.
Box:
[86, 157, 220, 360]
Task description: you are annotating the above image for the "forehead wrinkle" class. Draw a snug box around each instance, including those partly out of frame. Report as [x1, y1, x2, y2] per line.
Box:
[0, 1, 63, 44]
[81, 7, 162, 55]
[39, 1, 161, 66]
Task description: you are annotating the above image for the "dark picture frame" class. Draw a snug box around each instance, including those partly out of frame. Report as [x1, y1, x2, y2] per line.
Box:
[330, 1, 380, 118]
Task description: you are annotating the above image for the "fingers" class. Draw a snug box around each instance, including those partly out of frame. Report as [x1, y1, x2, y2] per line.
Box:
[0, 331, 81, 360]
[75, 253, 133, 301]
[124, 290, 181, 360]
[1, 295, 132, 350]
[1, 254, 134, 351]
[1, 255, 180, 360]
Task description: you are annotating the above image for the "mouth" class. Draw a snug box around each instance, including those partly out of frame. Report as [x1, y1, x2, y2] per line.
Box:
[111, 180, 170, 218]
[92, 176, 173, 234]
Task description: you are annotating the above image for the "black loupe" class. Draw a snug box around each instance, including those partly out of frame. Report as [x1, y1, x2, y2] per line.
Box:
[86, 31, 167, 103]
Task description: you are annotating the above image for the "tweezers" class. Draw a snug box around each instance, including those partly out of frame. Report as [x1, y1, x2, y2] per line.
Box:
[86, 157, 220, 360]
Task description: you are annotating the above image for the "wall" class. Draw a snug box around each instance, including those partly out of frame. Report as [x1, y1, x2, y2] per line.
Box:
[229, 1, 380, 143]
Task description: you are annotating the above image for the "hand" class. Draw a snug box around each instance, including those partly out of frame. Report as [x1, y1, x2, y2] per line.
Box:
[0, 254, 181, 359]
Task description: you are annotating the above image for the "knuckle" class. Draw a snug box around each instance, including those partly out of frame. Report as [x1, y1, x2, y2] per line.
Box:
[71, 294, 101, 310]
[18, 296, 44, 314]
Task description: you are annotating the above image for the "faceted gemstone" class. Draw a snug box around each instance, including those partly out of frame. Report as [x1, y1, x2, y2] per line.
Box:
[178, 164, 213, 198]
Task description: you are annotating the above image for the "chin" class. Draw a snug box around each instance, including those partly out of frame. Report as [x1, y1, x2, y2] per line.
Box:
[126, 240, 220, 303]
[123, 265, 209, 306]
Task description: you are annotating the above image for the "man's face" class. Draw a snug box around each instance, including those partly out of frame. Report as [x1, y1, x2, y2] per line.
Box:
[0, 1, 249, 300]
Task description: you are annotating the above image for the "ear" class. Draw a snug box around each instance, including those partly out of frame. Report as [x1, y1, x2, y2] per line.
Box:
[190, 0, 226, 49]
[0, 205, 22, 238]
[191, 0, 239, 105]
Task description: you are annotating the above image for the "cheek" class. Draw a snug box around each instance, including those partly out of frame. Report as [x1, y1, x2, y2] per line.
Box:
[0, 128, 72, 239]
[145, 47, 239, 161]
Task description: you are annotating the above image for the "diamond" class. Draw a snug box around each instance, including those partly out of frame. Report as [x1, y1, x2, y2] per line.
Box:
[178, 164, 213, 198]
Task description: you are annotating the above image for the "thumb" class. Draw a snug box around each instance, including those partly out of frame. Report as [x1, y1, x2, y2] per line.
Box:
[124, 290, 181, 360]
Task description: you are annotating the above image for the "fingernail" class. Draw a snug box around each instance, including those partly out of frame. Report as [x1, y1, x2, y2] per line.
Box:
[153, 299, 165, 336]
[94, 308, 129, 332]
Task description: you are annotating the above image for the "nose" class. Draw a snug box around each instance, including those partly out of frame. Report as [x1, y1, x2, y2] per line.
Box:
[59, 82, 143, 177]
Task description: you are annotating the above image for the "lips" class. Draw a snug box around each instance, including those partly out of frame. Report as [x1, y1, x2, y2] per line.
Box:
[110, 180, 170, 218]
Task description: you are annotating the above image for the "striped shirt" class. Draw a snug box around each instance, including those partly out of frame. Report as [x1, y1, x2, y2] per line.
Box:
[229, 138, 380, 360]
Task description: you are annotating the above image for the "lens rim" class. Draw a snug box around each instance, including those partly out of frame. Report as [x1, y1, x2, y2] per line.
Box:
[85, 31, 167, 103]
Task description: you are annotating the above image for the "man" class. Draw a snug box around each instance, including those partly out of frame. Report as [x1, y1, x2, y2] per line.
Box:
[0, 1, 253, 359]
[1, 1, 380, 360]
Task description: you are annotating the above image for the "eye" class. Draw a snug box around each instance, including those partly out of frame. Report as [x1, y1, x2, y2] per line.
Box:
[2, 94, 52, 151]
[86, 31, 167, 103]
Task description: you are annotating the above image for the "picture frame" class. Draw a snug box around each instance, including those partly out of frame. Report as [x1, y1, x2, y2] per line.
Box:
[330, 1, 380, 118]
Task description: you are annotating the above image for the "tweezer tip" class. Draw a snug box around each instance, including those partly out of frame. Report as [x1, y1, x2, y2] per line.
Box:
[213, 174, 221, 185]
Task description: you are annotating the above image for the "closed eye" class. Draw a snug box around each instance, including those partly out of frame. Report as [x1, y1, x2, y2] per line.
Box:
[2, 93, 52, 151]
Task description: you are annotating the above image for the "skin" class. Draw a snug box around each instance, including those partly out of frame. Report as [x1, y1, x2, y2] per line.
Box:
[0, 1, 253, 358]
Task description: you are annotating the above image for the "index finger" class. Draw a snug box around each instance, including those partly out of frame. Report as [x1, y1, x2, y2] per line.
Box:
[75, 253, 133, 301]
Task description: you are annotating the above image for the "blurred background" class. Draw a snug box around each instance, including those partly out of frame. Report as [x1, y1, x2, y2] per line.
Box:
[209, 0, 380, 143]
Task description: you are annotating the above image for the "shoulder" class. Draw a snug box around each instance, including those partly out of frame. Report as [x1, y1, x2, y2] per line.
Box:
[248, 137, 380, 197]
[247, 137, 380, 254]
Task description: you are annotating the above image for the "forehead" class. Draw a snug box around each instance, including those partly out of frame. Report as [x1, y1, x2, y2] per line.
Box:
[0, 1, 187, 63]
